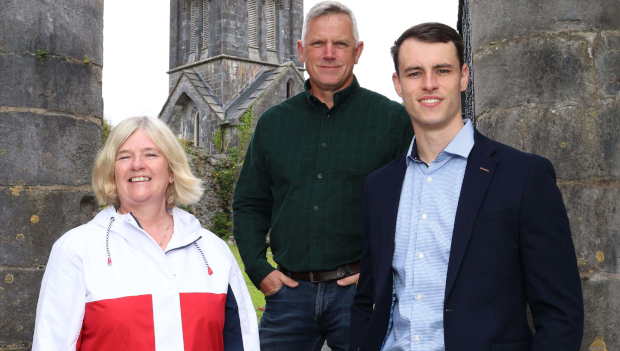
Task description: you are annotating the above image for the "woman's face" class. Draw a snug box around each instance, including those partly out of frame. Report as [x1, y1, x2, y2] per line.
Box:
[114, 129, 173, 209]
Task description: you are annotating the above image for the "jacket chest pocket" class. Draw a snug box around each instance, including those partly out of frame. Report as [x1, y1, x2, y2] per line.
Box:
[491, 339, 532, 351]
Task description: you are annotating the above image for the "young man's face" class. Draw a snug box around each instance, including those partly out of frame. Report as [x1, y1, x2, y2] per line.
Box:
[298, 14, 363, 94]
[392, 38, 469, 131]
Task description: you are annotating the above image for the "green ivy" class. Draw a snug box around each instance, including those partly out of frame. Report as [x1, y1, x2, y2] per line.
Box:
[36, 48, 48, 58]
[102, 117, 112, 145]
[208, 105, 255, 239]
[213, 128, 224, 153]
[210, 212, 232, 238]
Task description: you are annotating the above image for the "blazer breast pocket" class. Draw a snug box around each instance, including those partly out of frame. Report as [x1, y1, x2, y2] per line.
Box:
[491, 339, 532, 351]
[475, 208, 511, 225]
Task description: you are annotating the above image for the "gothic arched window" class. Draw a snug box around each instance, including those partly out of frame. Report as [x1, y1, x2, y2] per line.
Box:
[265, 0, 276, 51]
[248, 0, 259, 48]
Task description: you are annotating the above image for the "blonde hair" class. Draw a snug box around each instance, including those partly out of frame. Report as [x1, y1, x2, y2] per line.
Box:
[92, 117, 203, 208]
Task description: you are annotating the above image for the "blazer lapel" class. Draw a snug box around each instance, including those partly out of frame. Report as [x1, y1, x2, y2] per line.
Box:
[380, 152, 408, 269]
[445, 130, 497, 303]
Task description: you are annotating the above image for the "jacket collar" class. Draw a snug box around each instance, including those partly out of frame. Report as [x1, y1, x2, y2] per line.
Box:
[92, 206, 202, 252]
[304, 75, 360, 111]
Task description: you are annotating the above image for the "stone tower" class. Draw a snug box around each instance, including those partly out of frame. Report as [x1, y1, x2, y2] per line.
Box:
[460, 0, 620, 349]
[0, 0, 103, 349]
[160, 0, 306, 155]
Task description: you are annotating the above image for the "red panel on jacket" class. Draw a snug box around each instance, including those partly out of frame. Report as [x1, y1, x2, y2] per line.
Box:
[78, 295, 156, 351]
[180, 293, 227, 351]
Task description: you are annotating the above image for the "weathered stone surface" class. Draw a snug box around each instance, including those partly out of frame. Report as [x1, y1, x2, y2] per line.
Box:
[0, 269, 44, 348]
[0, 111, 101, 186]
[0, 0, 103, 63]
[595, 49, 620, 97]
[0, 189, 95, 266]
[474, 36, 592, 115]
[476, 101, 617, 180]
[559, 183, 620, 275]
[0, 54, 103, 117]
[581, 280, 620, 351]
[471, 0, 620, 49]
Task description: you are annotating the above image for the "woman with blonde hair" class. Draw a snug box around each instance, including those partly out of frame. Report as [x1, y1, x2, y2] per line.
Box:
[33, 116, 259, 351]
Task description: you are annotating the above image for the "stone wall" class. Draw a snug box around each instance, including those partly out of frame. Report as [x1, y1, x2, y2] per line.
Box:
[0, 0, 103, 349]
[470, 0, 620, 349]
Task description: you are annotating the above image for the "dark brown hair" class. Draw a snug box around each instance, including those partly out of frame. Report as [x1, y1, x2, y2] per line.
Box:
[391, 22, 464, 75]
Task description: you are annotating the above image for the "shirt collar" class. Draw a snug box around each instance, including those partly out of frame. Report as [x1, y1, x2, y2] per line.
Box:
[304, 75, 360, 109]
[406, 119, 475, 165]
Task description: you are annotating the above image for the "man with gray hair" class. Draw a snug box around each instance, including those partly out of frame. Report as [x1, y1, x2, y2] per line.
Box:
[233, 2, 413, 349]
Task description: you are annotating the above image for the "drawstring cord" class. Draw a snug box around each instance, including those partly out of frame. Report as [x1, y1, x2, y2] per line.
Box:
[105, 214, 212, 275]
[194, 242, 213, 275]
[106, 217, 115, 266]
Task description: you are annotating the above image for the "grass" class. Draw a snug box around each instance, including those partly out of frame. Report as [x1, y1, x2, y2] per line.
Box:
[228, 244, 277, 324]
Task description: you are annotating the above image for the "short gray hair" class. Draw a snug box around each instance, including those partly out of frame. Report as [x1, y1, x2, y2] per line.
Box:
[301, 1, 359, 47]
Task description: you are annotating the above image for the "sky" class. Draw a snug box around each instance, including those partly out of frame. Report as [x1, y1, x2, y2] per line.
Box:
[103, 0, 459, 126]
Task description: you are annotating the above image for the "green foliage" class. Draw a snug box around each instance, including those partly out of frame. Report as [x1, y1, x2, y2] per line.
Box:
[83, 55, 90, 64]
[61, 53, 68, 61]
[176, 138, 195, 156]
[102, 117, 112, 145]
[237, 106, 255, 153]
[229, 244, 277, 323]
[213, 128, 224, 153]
[36, 48, 48, 58]
[210, 212, 232, 238]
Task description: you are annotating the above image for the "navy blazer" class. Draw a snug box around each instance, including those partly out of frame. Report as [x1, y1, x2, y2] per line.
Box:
[350, 130, 583, 351]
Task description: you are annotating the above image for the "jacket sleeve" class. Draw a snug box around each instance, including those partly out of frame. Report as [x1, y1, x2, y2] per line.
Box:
[33, 237, 86, 351]
[232, 118, 275, 288]
[223, 246, 260, 351]
[520, 157, 584, 350]
[349, 178, 376, 351]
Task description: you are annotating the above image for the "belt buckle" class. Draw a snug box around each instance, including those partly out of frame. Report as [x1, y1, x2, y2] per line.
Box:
[309, 271, 316, 283]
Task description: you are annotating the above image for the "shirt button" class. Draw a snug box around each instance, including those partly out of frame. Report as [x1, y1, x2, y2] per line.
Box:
[313, 239, 316, 244]
[418, 253, 424, 259]
[314, 206, 319, 210]
[416, 294, 423, 301]
[421, 213, 428, 220]
[318, 174, 322, 179]
[427, 176, 433, 182]
[321, 143, 326, 147]
[326, 115, 330, 119]
[414, 335, 420, 342]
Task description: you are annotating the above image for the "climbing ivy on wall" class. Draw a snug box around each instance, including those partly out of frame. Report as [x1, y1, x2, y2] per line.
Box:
[210, 105, 255, 238]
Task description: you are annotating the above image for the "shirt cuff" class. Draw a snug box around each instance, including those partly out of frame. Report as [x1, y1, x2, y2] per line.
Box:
[246, 259, 276, 288]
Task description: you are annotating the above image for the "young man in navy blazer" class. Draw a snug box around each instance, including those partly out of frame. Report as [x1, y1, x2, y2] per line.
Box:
[349, 23, 583, 351]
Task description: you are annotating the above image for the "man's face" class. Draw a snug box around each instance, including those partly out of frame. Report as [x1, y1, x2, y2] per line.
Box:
[392, 39, 469, 130]
[297, 14, 363, 94]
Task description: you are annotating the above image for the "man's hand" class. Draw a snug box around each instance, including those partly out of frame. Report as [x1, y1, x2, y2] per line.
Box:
[337, 273, 359, 287]
[259, 270, 299, 296]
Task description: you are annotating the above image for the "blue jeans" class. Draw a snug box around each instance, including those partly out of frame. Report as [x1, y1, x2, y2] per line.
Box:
[259, 279, 357, 351]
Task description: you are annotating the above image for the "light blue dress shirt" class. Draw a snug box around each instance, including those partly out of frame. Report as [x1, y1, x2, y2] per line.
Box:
[383, 120, 474, 351]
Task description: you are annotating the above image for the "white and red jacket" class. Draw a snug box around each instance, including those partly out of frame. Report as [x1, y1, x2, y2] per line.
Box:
[33, 206, 260, 351]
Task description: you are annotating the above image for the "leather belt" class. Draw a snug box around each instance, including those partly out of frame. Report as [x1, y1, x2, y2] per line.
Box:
[278, 261, 360, 283]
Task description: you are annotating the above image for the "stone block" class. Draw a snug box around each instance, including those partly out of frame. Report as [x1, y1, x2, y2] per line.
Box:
[0, 188, 95, 266]
[581, 279, 620, 351]
[0, 0, 103, 63]
[595, 49, 620, 97]
[474, 37, 592, 115]
[471, 0, 620, 49]
[0, 111, 100, 186]
[0, 269, 45, 347]
[476, 102, 614, 179]
[558, 183, 620, 275]
[0, 54, 103, 117]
